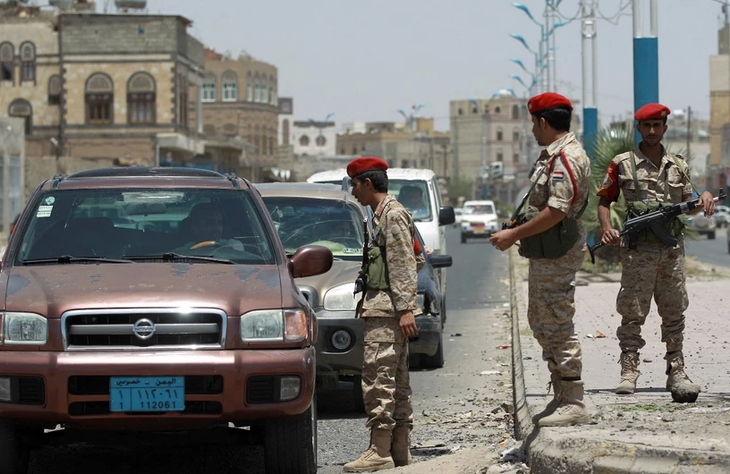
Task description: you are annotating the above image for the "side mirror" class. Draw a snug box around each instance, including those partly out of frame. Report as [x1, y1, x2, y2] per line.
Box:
[288, 245, 333, 278]
[430, 254, 453, 269]
[438, 206, 455, 226]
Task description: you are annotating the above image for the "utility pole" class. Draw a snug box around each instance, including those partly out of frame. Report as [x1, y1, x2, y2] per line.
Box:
[686, 105, 692, 158]
[633, 0, 660, 145]
[581, 0, 598, 156]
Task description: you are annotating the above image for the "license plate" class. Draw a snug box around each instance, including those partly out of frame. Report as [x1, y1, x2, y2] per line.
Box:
[473, 227, 485, 234]
[109, 376, 185, 412]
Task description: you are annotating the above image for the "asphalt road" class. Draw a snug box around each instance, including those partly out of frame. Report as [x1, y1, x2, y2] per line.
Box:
[27, 227, 515, 473]
[684, 226, 730, 268]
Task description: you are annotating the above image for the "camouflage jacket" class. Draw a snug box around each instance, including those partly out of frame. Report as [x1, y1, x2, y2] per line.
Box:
[360, 194, 423, 318]
[596, 146, 693, 205]
[528, 132, 591, 218]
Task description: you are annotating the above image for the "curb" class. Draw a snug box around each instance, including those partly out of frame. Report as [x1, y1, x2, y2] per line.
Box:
[509, 251, 730, 474]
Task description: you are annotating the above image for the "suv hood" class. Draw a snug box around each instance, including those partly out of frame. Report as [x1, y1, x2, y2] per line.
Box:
[3, 263, 283, 318]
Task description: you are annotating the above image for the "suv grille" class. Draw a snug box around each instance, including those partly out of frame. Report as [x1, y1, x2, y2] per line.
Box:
[62, 309, 227, 350]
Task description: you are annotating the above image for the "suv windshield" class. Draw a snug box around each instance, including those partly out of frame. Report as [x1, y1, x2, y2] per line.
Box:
[263, 196, 364, 260]
[15, 188, 275, 265]
[465, 204, 496, 215]
[389, 180, 432, 221]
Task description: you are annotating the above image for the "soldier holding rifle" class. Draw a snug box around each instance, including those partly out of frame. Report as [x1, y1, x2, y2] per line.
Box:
[596, 103, 716, 403]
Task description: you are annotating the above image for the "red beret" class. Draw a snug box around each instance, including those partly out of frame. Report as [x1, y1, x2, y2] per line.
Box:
[634, 103, 670, 122]
[527, 92, 573, 114]
[346, 156, 388, 178]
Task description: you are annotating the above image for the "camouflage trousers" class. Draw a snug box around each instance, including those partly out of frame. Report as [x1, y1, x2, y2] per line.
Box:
[527, 232, 585, 379]
[616, 243, 688, 353]
[361, 317, 413, 430]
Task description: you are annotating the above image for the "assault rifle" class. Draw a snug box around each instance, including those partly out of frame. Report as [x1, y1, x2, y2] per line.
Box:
[588, 189, 727, 264]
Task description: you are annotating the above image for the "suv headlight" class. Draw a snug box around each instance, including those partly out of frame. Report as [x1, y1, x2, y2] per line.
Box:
[323, 283, 362, 311]
[1, 312, 48, 345]
[240, 309, 308, 342]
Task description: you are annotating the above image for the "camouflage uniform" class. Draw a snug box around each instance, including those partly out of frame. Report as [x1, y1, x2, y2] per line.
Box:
[525, 132, 591, 380]
[359, 194, 422, 431]
[596, 147, 693, 354]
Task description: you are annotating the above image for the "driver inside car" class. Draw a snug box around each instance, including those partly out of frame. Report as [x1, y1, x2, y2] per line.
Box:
[180, 202, 245, 252]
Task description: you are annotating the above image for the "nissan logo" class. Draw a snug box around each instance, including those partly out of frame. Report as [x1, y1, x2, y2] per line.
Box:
[132, 318, 156, 340]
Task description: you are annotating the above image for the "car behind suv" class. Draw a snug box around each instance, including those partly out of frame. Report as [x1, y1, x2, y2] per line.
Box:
[0, 167, 332, 474]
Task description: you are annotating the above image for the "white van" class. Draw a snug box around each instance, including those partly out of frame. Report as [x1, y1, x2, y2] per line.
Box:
[307, 168, 455, 254]
[460, 200, 500, 243]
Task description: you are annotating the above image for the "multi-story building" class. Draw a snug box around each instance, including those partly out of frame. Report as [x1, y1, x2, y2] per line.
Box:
[0, 5, 210, 174]
[336, 118, 450, 178]
[710, 16, 730, 191]
[201, 48, 278, 180]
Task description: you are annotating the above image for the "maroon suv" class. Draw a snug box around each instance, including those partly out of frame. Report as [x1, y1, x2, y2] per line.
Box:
[0, 167, 332, 474]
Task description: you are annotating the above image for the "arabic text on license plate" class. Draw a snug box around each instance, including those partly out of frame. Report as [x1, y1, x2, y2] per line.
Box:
[110, 376, 185, 412]
[474, 227, 485, 234]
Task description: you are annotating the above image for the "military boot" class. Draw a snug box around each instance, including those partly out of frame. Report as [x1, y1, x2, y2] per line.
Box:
[537, 379, 590, 427]
[665, 351, 701, 403]
[343, 428, 395, 472]
[532, 373, 562, 424]
[391, 425, 412, 467]
[615, 351, 640, 394]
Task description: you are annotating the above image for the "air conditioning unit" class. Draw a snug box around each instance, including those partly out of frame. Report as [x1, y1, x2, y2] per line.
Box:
[115, 0, 146, 9]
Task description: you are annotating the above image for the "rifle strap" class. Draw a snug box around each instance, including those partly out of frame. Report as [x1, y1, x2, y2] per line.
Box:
[670, 154, 700, 198]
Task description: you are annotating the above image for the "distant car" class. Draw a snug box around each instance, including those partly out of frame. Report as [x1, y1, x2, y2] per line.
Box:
[460, 200, 500, 243]
[686, 214, 716, 239]
[714, 205, 729, 228]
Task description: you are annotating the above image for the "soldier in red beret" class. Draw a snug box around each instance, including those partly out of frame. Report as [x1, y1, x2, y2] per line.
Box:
[597, 103, 715, 402]
[491, 91, 592, 427]
[345, 156, 423, 471]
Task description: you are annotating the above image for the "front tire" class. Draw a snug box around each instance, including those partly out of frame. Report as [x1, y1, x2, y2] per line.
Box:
[264, 402, 317, 474]
[461, 234, 467, 244]
[0, 423, 30, 474]
[421, 331, 445, 369]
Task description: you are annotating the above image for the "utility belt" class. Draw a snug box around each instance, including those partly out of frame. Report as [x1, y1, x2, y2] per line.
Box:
[625, 200, 685, 244]
[517, 211, 582, 259]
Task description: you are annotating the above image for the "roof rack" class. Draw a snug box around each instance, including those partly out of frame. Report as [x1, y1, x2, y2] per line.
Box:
[223, 173, 240, 189]
[51, 174, 67, 189]
[66, 167, 227, 179]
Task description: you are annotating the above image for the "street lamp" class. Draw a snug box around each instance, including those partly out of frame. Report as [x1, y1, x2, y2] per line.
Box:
[512, 3, 566, 92]
[397, 103, 425, 132]
[510, 33, 542, 93]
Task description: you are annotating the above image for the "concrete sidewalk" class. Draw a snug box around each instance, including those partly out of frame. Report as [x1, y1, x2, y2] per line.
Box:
[511, 253, 730, 473]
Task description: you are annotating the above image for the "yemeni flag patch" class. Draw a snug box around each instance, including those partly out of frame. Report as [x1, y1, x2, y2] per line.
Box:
[552, 170, 565, 182]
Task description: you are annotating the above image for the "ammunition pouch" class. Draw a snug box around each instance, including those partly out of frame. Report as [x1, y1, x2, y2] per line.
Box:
[517, 211, 582, 259]
[626, 201, 685, 244]
[364, 246, 390, 291]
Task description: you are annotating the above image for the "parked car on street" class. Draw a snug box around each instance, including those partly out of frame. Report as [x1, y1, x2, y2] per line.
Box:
[259, 182, 453, 411]
[0, 167, 332, 474]
[686, 214, 716, 239]
[714, 205, 729, 228]
[460, 200, 500, 243]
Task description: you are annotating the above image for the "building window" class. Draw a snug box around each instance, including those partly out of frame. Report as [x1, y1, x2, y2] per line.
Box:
[269, 87, 275, 105]
[221, 70, 238, 102]
[352, 146, 357, 155]
[247, 73, 253, 101]
[85, 73, 114, 125]
[472, 106, 478, 114]
[0, 43, 13, 81]
[178, 74, 188, 127]
[8, 98, 32, 134]
[316, 135, 326, 147]
[513, 130, 519, 142]
[127, 72, 156, 125]
[19, 42, 34, 82]
[513, 153, 520, 162]
[512, 105, 519, 120]
[299, 135, 310, 147]
[458, 108, 463, 115]
[48, 75, 61, 105]
[269, 136, 274, 155]
[494, 106, 501, 114]
[254, 77, 261, 102]
[497, 128, 504, 141]
[497, 152, 504, 162]
[340, 147, 345, 154]
[202, 73, 216, 102]
[262, 81, 269, 104]
[484, 104, 490, 114]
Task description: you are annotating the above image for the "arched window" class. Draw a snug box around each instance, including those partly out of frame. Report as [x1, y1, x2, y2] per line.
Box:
[0, 43, 13, 81]
[494, 106, 502, 114]
[299, 135, 310, 147]
[8, 98, 32, 134]
[496, 127, 504, 141]
[85, 73, 114, 124]
[246, 72, 253, 101]
[497, 151, 504, 162]
[512, 104, 520, 120]
[340, 147, 345, 155]
[261, 78, 269, 104]
[472, 106, 478, 114]
[513, 129, 520, 142]
[513, 153, 520, 162]
[221, 70, 238, 102]
[316, 135, 326, 147]
[127, 72, 156, 124]
[19, 42, 34, 82]
[48, 75, 61, 105]
[352, 145, 357, 155]
[254, 75, 261, 102]
[202, 72, 216, 102]
[282, 119, 290, 145]
[457, 108, 463, 115]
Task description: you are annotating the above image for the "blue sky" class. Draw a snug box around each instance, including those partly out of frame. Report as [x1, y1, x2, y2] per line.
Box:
[148, 0, 724, 131]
